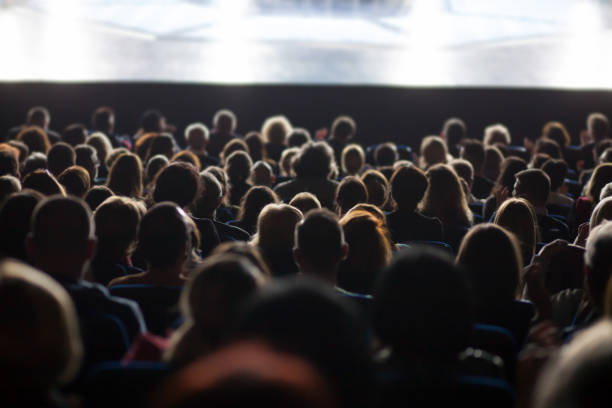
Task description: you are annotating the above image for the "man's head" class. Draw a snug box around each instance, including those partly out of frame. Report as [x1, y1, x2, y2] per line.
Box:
[330, 115, 356, 142]
[390, 164, 428, 212]
[294, 209, 348, 282]
[513, 168, 551, 207]
[584, 221, 612, 307]
[460, 139, 486, 175]
[213, 109, 237, 133]
[192, 171, 223, 219]
[152, 162, 202, 208]
[141, 109, 164, 133]
[47, 142, 76, 177]
[185, 122, 209, 151]
[27, 196, 96, 279]
[91, 106, 115, 134]
[441, 117, 467, 151]
[62, 124, 88, 147]
[26, 106, 51, 129]
[587, 112, 609, 142]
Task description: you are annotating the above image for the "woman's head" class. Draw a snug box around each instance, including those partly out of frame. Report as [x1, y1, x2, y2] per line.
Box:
[238, 186, 279, 226]
[224, 151, 253, 185]
[86, 132, 113, 166]
[106, 153, 143, 198]
[262, 115, 292, 145]
[456, 223, 522, 304]
[152, 162, 202, 208]
[542, 121, 571, 149]
[289, 192, 322, 215]
[590, 197, 612, 231]
[17, 126, 51, 154]
[419, 164, 472, 227]
[341, 144, 365, 176]
[586, 163, 612, 204]
[335, 176, 368, 216]
[58, 166, 90, 198]
[293, 142, 335, 179]
[494, 198, 538, 264]
[252, 204, 303, 250]
[390, 164, 428, 212]
[496, 157, 528, 191]
[360, 169, 389, 208]
[419, 135, 448, 169]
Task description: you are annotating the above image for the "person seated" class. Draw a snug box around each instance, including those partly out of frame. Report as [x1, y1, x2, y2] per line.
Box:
[287, 127, 312, 148]
[164, 255, 265, 367]
[514, 169, 569, 242]
[90, 106, 131, 149]
[26, 196, 146, 366]
[337, 210, 391, 295]
[106, 153, 144, 199]
[494, 198, 538, 265]
[542, 158, 574, 207]
[90, 196, 145, 286]
[580, 112, 609, 170]
[387, 165, 443, 243]
[228, 186, 278, 235]
[224, 151, 253, 206]
[75, 144, 100, 184]
[47, 142, 76, 177]
[374, 142, 398, 179]
[208, 109, 239, 159]
[5, 106, 61, 143]
[578, 139, 612, 186]
[252, 203, 303, 277]
[289, 192, 322, 215]
[58, 165, 90, 198]
[275, 142, 339, 209]
[21, 152, 47, 179]
[84, 185, 114, 212]
[450, 158, 478, 204]
[62, 123, 88, 147]
[441, 117, 467, 158]
[171, 150, 202, 172]
[374, 247, 474, 406]
[0, 144, 20, 178]
[0, 259, 82, 407]
[0, 175, 20, 204]
[151, 162, 202, 210]
[456, 224, 534, 344]
[419, 135, 448, 170]
[483, 156, 527, 220]
[341, 143, 365, 177]
[484, 145, 504, 182]
[7, 140, 29, 166]
[144, 154, 169, 187]
[22, 170, 66, 196]
[335, 176, 368, 217]
[327, 115, 357, 165]
[0, 190, 43, 262]
[250, 160, 275, 187]
[534, 138, 562, 160]
[360, 169, 390, 209]
[461, 139, 494, 199]
[148, 133, 177, 161]
[244, 131, 266, 162]
[541, 121, 571, 161]
[17, 126, 51, 155]
[420, 164, 473, 249]
[278, 146, 299, 180]
[262, 115, 292, 163]
[484, 123, 512, 147]
[589, 197, 612, 232]
[574, 163, 612, 228]
[86, 132, 113, 178]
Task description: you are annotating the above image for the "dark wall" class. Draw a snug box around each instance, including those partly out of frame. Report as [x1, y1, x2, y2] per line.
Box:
[2, 82, 612, 149]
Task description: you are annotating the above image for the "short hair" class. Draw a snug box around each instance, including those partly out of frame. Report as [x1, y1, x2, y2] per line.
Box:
[585, 163, 612, 204]
[145, 154, 169, 184]
[374, 247, 472, 360]
[600, 147, 612, 164]
[293, 142, 335, 179]
[86, 133, 113, 165]
[0, 191, 44, 261]
[62, 123, 87, 147]
[514, 168, 551, 206]
[250, 160, 274, 186]
[153, 162, 202, 208]
[542, 121, 571, 148]
[330, 115, 356, 141]
[584, 222, 612, 303]
[220, 139, 249, 164]
[253, 204, 303, 249]
[341, 143, 365, 176]
[496, 157, 528, 191]
[483, 145, 504, 181]
[17, 126, 51, 154]
[84, 185, 114, 212]
[205, 166, 228, 197]
[91, 106, 114, 133]
[213, 109, 237, 133]
[192, 171, 223, 219]
[238, 186, 279, 225]
[138, 203, 191, 268]
[461, 138, 485, 172]
[262, 115, 292, 145]
[26, 106, 50, 125]
[106, 153, 143, 198]
[587, 112, 609, 141]
[450, 159, 474, 185]
[75, 144, 99, 183]
[211, 242, 272, 279]
[535, 138, 562, 159]
[94, 196, 143, 260]
[149, 133, 175, 159]
[442, 117, 467, 148]
[58, 166, 90, 198]
[419, 135, 448, 169]
[47, 142, 76, 177]
[484, 123, 511, 146]
[185, 122, 209, 150]
[456, 223, 522, 304]
[287, 128, 311, 148]
[0, 259, 82, 390]
[374, 142, 398, 167]
[172, 150, 201, 172]
[279, 147, 300, 177]
[289, 192, 321, 215]
[600, 182, 612, 201]
[542, 159, 568, 191]
[29, 196, 93, 254]
[22, 152, 47, 178]
[141, 109, 163, 133]
[590, 197, 612, 232]
[0, 175, 20, 204]
[0, 148, 19, 177]
[335, 176, 368, 215]
[244, 132, 265, 162]
[7, 140, 29, 163]
[390, 165, 428, 211]
[295, 209, 344, 270]
[22, 170, 66, 196]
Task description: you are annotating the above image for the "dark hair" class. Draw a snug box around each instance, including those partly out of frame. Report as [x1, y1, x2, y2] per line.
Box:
[588, 112, 609, 141]
[47, 143, 76, 177]
[22, 170, 65, 196]
[138, 202, 191, 268]
[238, 186, 278, 225]
[515, 169, 551, 206]
[335, 176, 368, 215]
[152, 162, 202, 208]
[374, 143, 398, 167]
[361, 170, 389, 208]
[374, 247, 472, 361]
[224, 150, 252, 186]
[330, 116, 356, 141]
[535, 138, 562, 159]
[295, 209, 344, 270]
[213, 109, 237, 133]
[542, 159, 568, 191]
[7, 140, 29, 163]
[0, 149, 19, 178]
[22, 153, 48, 178]
[62, 124, 87, 147]
[287, 128, 312, 148]
[0, 175, 20, 205]
[294, 142, 335, 179]
[84, 185, 114, 212]
[390, 165, 428, 211]
[149, 133, 175, 160]
[17, 127, 50, 154]
[58, 166, 90, 198]
[26, 106, 50, 125]
[192, 171, 222, 219]
[586, 163, 612, 204]
[0, 191, 44, 261]
[106, 153, 143, 198]
[542, 121, 571, 148]
[75, 144, 98, 183]
[495, 157, 528, 191]
[461, 139, 485, 172]
[145, 154, 169, 185]
[244, 132, 265, 162]
[91, 106, 114, 134]
[141, 110, 163, 133]
[220, 139, 249, 164]
[94, 196, 142, 261]
[442, 117, 467, 148]
[172, 150, 201, 172]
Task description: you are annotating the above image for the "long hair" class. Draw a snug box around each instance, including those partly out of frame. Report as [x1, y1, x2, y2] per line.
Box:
[106, 153, 143, 198]
[419, 164, 472, 227]
[586, 163, 612, 204]
[494, 198, 538, 264]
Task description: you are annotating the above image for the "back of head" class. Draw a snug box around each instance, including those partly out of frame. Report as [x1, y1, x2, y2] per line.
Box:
[494, 198, 538, 263]
[484, 123, 511, 146]
[106, 153, 143, 198]
[280, 147, 300, 177]
[587, 112, 609, 141]
[374, 247, 472, 362]
[26, 106, 50, 127]
[420, 164, 472, 226]
[456, 223, 522, 305]
[262, 115, 292, 145]
[335, 176, 368, 215]
[75, 144, 99, 181]
[193, 171, 222, 219]
[141, 109, 164, 133]
[535, 138, 562, 159]
[87, 133, 113, 165]
[461, 139, 485, 173]
[244, 132, 264, 161]
[514, 168, 551, 206]
[7, 140, 28, 163]
[94, 196, 143, 261]
[542, 159, 568, 191]
[91, 106, 114, 134]
[288, 128, 312, 148]
[213, 109, 237, 133]
[172, 151, 201, 172]
[149, 133, 175, 160]
[586, 163, 612, 204]
[390, 164, 428, 212]
[600, 182, 612, 201]
[22, 170, 66, 196]
[0, 259, 82, 400]
[153, 162, 202, 208]
[542, 121, 571, 148]
[442, 117, 467, 149]
[584, 221, 612, 306]
[0, 146, 19, 177]
[224, 150, 253, 185]
[450, 159, 474, 186]
[0, 191, 43, 261]
[220, 138, 249, 164]
[17, 126, 51, 154]
[341, 143, 365, 175]
[293, 142, 335, 179]
[239, 186, 278, 225]
[590, 197, 612, 231]
[483, 145, 504, 181]
[294, 209, 344, 273]
[497, 156, 528, 190]
[22, 152, 47, 179]
[145, 154, 169, 184]
[360, 169, 389, 208]
[62, 123, 87, 147]
[138, 202, 191, 269]
[47, 142, 76, 176]
[250, 160, 274, 186]
[84, 185, 114, 212]
[330, 115, 356, 142]
[0, 175, 20, 204]
[419, 135, 448, 169]
[58, 165, 91, 198]
[375, 142, 398, 167]
[185, 122, 209, 151]
[255, 203, 303, 249]
[289, 192, 322, 215]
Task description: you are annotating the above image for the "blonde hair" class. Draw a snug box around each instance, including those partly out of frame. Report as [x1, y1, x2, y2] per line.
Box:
[261, 115, 292, 145]
[419, 135, 448, 169]
[251, 204, 303, 249]
[484, 123, 511, 146]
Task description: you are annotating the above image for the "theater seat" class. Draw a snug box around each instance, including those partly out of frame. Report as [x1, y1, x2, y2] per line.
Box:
[507, 146, 529, 162]
[547, 203, 571, 218]
[109, 285, 182, 336]
[405, 240, 453, 255]
[469, 324, 517, 383]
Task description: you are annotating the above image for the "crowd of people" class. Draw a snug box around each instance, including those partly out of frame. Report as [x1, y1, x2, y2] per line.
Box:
[2, 106, 612, 407]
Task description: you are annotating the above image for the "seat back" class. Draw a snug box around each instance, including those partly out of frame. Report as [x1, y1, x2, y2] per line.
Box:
[405, 240, 453, 255]
[546, 244, 585, 295]
[470, 324, 517, 382]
